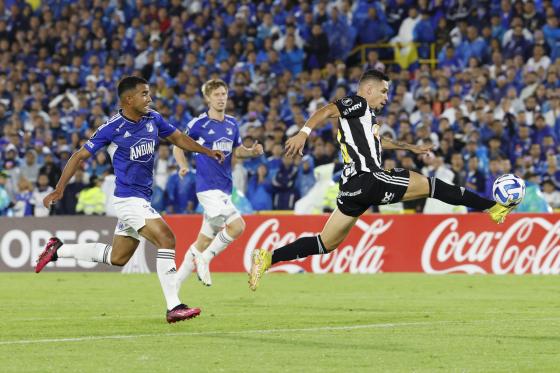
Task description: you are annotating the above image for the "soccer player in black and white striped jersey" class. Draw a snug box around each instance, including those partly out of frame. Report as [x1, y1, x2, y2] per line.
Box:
[249, 69, 517, 290]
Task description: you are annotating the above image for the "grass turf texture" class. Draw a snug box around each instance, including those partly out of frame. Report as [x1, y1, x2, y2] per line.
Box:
[1, 273, 559, 372]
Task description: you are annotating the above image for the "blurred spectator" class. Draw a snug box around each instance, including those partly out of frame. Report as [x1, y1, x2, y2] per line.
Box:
[0, 170, 10, 215]
[76, 175, 106, 215]
[542, 179, 560, 208]
[13, 176, 33, 217]
[31, 173, 53, 217]
[56, 168, 88, 215]
[272, 155, 299, 210]
[304, 23, 329, 69]
[248, 163, 272, 211]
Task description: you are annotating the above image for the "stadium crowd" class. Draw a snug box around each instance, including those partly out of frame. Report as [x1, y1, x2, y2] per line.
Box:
[1, 0, 560, 217]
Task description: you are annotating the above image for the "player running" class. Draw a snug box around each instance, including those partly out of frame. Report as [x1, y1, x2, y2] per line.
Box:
[249, 69, 517, 290]
[35, 76, 225, 323]
[174, 79, 263, 288]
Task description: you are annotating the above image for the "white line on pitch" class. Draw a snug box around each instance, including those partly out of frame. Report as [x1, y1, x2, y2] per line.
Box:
[1, 318, 559, 346]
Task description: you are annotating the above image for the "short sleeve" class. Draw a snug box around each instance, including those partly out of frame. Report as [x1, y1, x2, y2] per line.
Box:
[154, 112, 177, 138]
[185, 118, 199, 139]
[84, 122, 113, 155]
[233, 125, 241, 148]
[334, 95, 368, 119]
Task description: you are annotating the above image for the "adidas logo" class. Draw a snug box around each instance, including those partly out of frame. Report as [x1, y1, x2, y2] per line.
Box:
[124, 131, 131, 138]
[208, 129, 215, 135]
[166, 268, 177, 274]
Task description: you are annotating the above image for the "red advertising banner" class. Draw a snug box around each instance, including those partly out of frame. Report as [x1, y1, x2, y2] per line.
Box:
[1, 214, 558, 273]
[166, 213, 560, 275]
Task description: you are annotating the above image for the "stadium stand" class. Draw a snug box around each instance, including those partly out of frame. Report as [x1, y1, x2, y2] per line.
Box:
[0, 0, 559, 216]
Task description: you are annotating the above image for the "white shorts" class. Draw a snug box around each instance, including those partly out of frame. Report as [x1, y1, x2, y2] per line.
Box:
[113, 196, 162, 240]
[197, 189, 241, 238]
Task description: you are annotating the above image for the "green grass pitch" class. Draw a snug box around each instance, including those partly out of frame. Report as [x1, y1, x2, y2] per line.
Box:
[1, 273, 559, 372]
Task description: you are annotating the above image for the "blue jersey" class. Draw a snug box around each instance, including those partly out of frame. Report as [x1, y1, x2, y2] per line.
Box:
[185, 113, 241, 194]
[84, 109, 177, 201]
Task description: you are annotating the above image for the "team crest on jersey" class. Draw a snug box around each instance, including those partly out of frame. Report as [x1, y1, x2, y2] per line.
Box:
[341, 97, 353, 106]
[226, 128, 233, 136]
[146, 121, 154, 133]
[212, 137, 233, 157]
[130, 138, 156, 162]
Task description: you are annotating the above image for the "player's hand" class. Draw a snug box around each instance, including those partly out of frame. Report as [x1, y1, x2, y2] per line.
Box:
[285, 132, 307, 158]
[178, 167, 188, 179]
[250, 141, 264, 156]
[411, 143, 434, 155]
[209, 149, 225, 163]
[43, 188, 63, 208]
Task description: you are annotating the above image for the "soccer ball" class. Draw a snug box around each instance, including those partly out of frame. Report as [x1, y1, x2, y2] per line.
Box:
[492, 174, 526, 206]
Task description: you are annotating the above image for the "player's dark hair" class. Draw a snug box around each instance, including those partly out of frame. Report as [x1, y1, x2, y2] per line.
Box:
[117, 76, 148, 98]
[359, 69, 390, 85]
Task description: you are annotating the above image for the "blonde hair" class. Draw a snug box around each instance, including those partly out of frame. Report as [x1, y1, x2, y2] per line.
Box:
[201, 79, 228, 97]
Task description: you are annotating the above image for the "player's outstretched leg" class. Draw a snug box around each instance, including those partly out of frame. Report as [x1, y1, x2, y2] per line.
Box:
[404, 172, 515, 224]
[35, 237, 113, 273]
[249, 209, 357, 291]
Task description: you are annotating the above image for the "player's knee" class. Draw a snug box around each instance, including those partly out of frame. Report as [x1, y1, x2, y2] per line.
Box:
[226, 217, 245, 238]
[160, 231, 176, 249]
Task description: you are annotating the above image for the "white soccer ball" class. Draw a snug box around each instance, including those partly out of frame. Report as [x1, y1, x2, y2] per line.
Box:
[492, 174, 526, 206]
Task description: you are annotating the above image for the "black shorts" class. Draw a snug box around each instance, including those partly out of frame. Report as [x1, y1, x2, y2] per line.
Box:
[336, 168, 410, 217]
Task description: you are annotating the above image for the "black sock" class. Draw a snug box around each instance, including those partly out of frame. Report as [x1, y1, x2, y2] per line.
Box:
[271, 235, 327, 265]
[429, 177, 495, 211]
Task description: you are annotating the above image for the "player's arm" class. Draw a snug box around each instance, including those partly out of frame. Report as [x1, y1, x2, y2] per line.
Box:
[166, 130, 225, 163]
[285, 103, 340, 157]
[43, 147, 92, 208]
[172, 145, 189, 178]
[381, 136, 433, 154]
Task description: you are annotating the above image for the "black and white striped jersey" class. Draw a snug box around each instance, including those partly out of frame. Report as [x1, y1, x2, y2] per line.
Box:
[334, 95, 383, 184]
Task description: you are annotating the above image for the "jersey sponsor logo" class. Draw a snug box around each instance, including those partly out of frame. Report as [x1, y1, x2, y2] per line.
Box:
[130, 138, 156, 162]
[338, 189, 362, 198]
[212, 137, 234, 157]
[146, 121, 154, 133]
[342, 102, 363, 116]
[341, 97, 353, 106]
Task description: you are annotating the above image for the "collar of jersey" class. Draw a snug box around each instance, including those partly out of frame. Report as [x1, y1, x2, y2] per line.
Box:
[206, 111, 228, 123]
[119, 109, 153, 124]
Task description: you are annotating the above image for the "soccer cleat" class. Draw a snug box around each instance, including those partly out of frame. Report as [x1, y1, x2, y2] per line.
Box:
[488, 203, 516, 224]
[35, 237, 63, 273]
[192, 249, 212, 286]
[166, 304, 201, 324]
[248, 248, 272, 291]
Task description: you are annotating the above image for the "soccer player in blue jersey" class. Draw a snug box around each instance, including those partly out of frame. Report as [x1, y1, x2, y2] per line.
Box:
[35, 76, 225, 323]
[173, 79, 263, 288]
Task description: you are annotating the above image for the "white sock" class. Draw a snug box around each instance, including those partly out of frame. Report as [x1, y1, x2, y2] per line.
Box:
[156, 249, 181, 310]
[176, 246, 196, 292]
[202, 229, 234, 262]
[57, 243, 112, 265]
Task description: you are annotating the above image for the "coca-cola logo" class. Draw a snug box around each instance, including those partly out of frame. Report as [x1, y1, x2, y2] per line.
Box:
[422, 217, 560, 274]
[243, 218, 390, 274]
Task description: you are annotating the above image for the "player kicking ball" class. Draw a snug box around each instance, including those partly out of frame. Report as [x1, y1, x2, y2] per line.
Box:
[249, 69, 518, 291]
[35, 76, 225, 323]
[174, 79, 263, 289]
